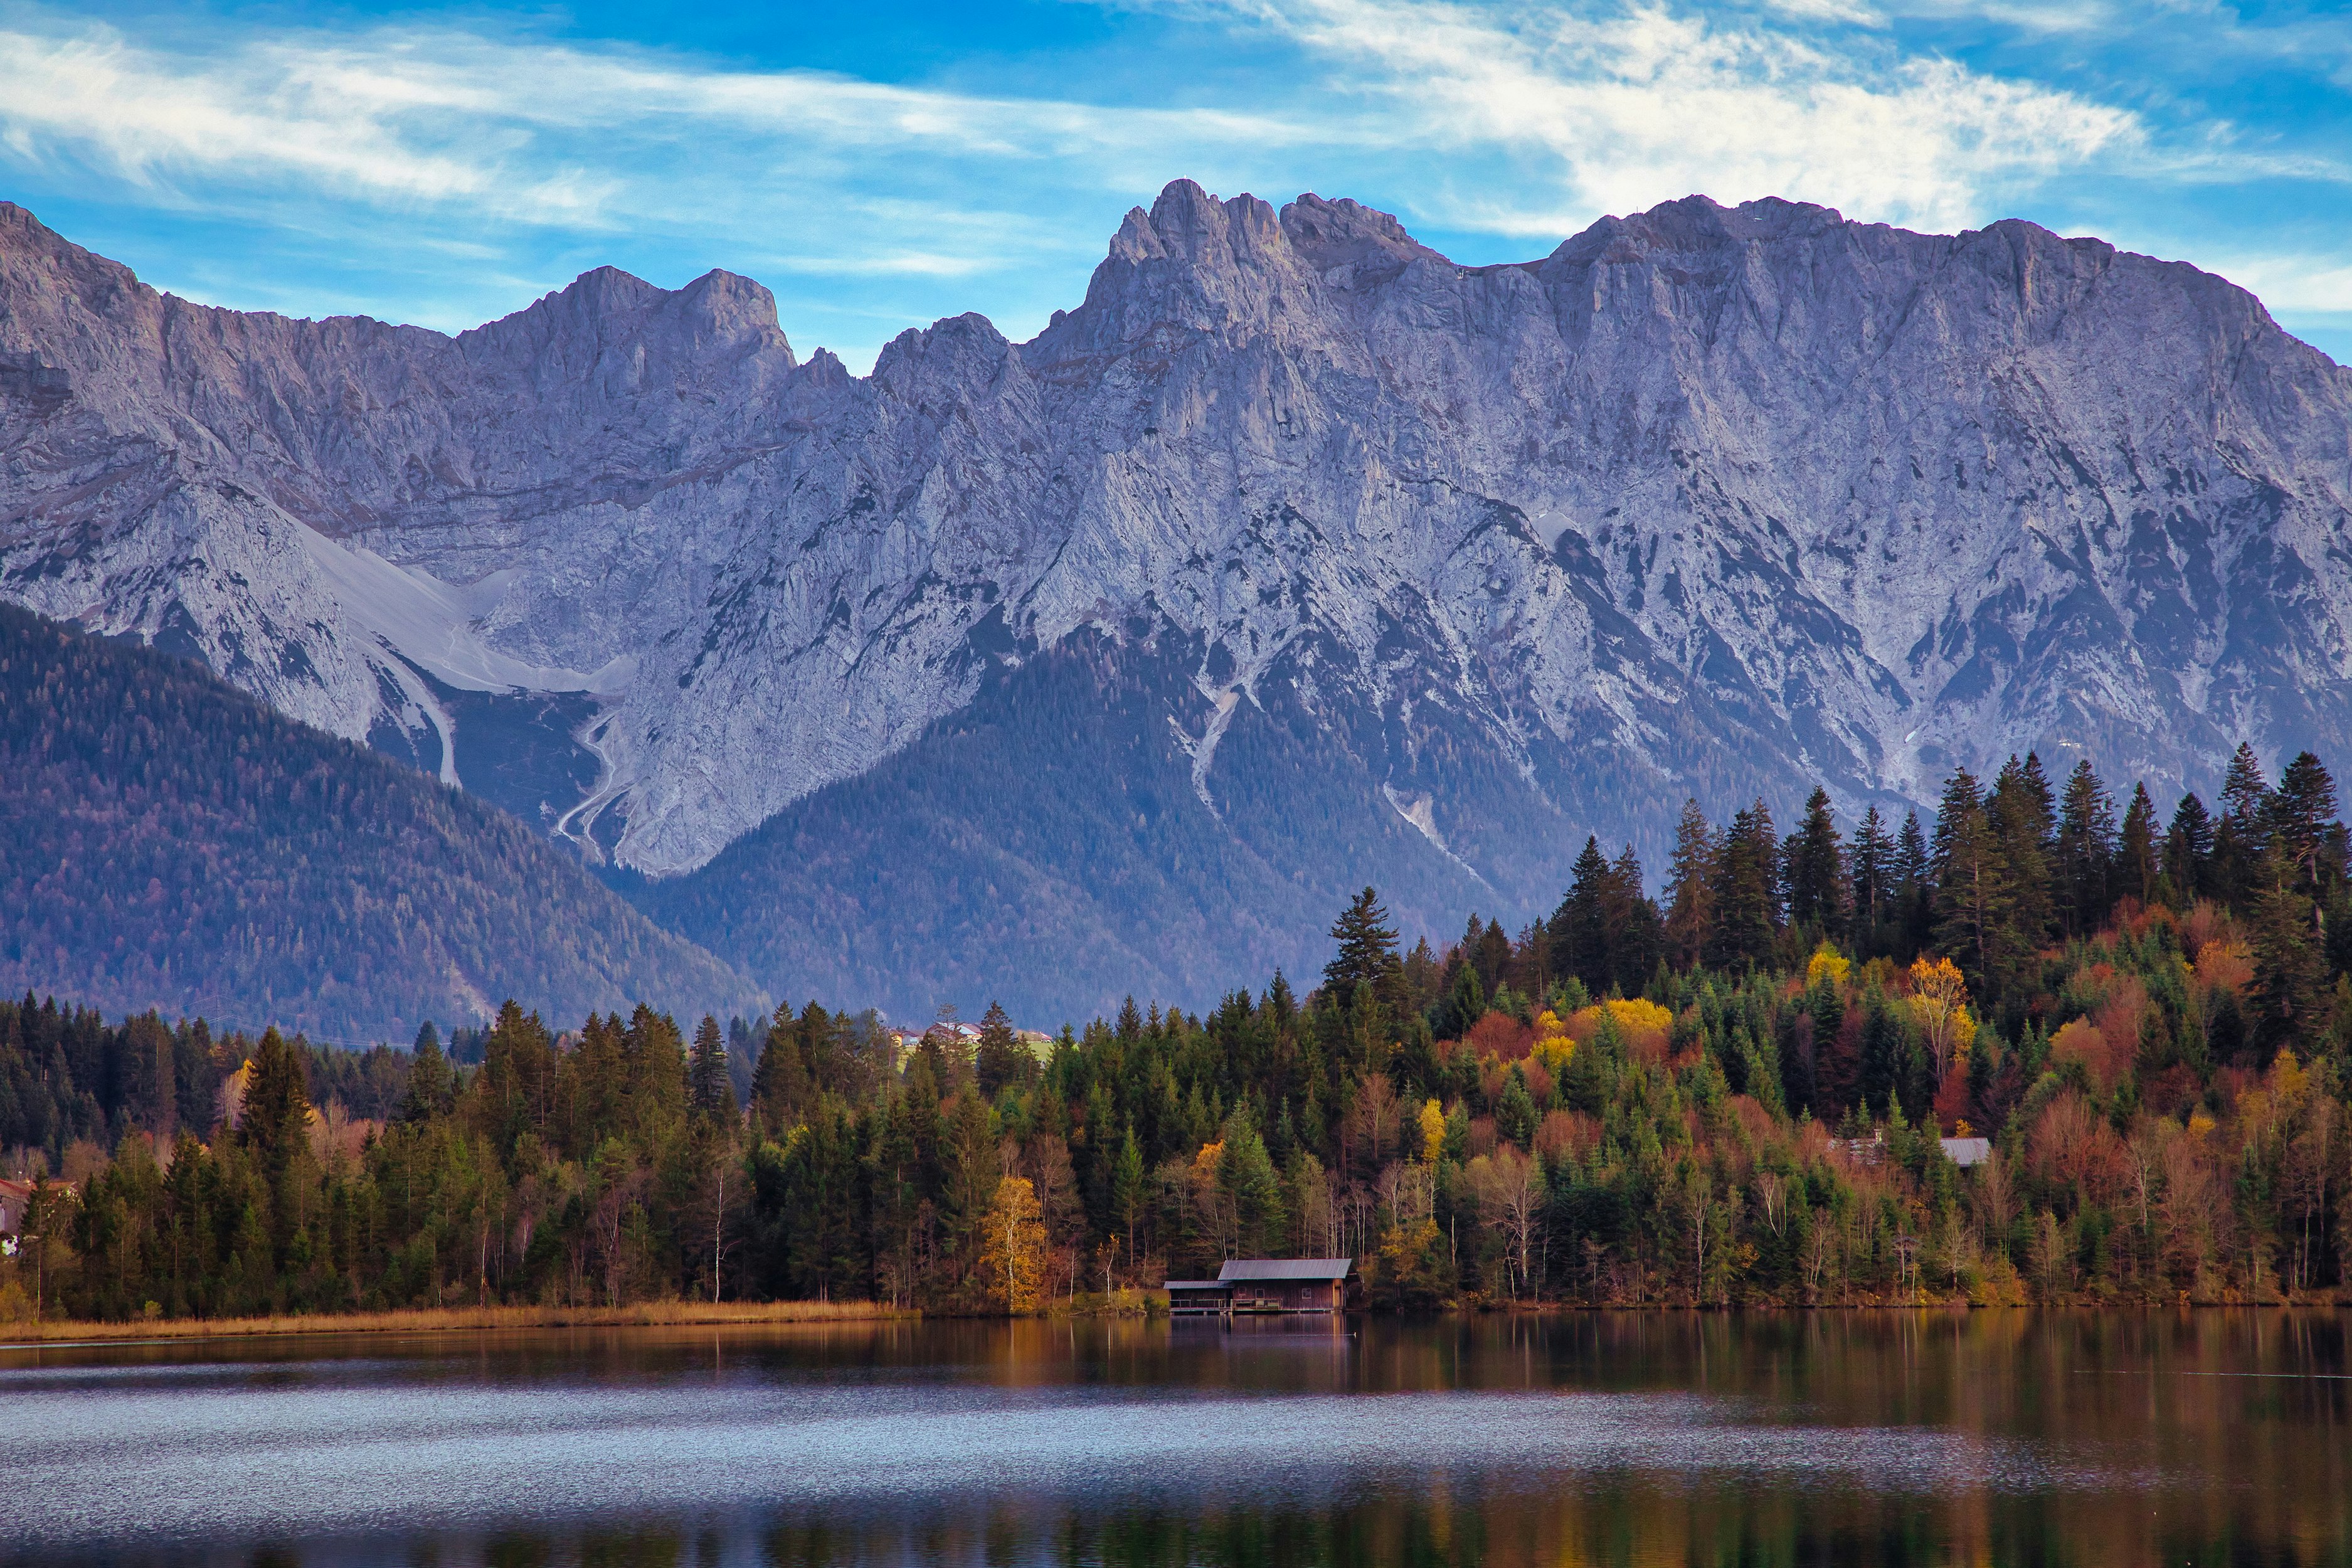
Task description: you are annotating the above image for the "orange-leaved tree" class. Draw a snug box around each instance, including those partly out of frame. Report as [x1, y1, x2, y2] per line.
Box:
[982, 1175, 1046, 1314]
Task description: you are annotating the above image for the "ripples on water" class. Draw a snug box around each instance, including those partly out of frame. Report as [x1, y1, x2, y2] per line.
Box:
[4, 1312, 2347, 1566]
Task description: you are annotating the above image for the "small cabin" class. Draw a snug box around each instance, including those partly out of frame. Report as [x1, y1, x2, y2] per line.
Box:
[1162, 1258, 1354, 1315]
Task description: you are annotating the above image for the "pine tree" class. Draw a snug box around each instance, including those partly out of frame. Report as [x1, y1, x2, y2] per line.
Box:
[2166, 792, 2215, 902]
[1608, 845, 1665, 995]
[2270, 751, 2343, 911]
[1931, 771, 2019, 997]
[1895, 808, 1933, 957]
[1988, 757, 2055, 950]
[976, 1000, 1025, 1098]
[2216, 741, 2273, 902]
[239, 1025, 310, 1182]
[1707, 800, 1780, 971]
[1323, 887, 1404, 1009]
[1849, 805, 1892, 946]
[398, 1020, 452, 1125]
[1785, 788, 1846, 939]
[2118, 783, 2158, 908]
[1662, 798, 1719, 969]
[2053, 758, 2117, 936]
[1552, 837, 1616, 995]
[689, 1014, 736, 1121]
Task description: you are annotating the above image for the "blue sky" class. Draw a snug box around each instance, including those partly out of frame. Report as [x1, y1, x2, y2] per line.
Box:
[3, 0, 2346, 370]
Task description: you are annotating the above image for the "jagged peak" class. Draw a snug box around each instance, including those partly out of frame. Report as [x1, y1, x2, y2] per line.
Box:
[871, 310, 1011, 390]
[1279, 193, 1448, 286]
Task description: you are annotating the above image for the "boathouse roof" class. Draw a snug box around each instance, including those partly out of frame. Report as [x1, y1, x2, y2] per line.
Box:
[1217, 1258, 1353, 1283]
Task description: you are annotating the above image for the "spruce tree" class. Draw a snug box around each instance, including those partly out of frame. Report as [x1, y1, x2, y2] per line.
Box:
[689, 1014, 736, 1121]
[2053, 758, 2117, 936]
[1849, 805, 1892, 946]
[1552, 837, 1615, 995]
[2166, 792, 2214, 901]
[2270, 751, 2343, 909]
[398, 1020, 452, 1125]
[1323, 887, 1404, 1008]
[1785, 788, 1846, 939]
[2119, 783, 2159, 908]
[1608, 845, 1665, 995]
[976, 1000, 1025, 1098]
[1707, 800, 1780, 971]
[1662, 798, 1719, 969]
[1988, 757, 2055, 950]
[239, 1026, 310, 1182]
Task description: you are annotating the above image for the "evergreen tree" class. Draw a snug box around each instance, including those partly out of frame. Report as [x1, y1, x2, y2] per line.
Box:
[1931, 771, 2016, 995]
[1553, 837, 1616, 997]
[1894, 808, 1933, 957]
[1608, 845, 1665, 995]
[238, 1026, 310, 1182]
[1988, 756, 2056, 950]
[398, 1021, 452, 1125]
[1785, 788, 1846, 939]
[2053, 758, 2117, 937]
[2270, 751, 2343, 911]
[689, 1014, 736, 1121]
[2215, 741, 2273, 902]
[1662, 798, 1719, 968]
[2119, 783, 2159, 908]
[975, 1000, 1026, 1098]
[1707, 801, 1780, 971]
[2166, 792, 2215, 901]
[1323, 888, 1404, 1010]
[1849, 805, 1892, 946]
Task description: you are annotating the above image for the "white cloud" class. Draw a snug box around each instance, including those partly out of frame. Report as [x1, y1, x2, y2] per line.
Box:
[1201, 0, 2141, 235]
[0, 18, 1310, 230]
[0, 0, 2272, 366]
[2204, 253, 2352, 315]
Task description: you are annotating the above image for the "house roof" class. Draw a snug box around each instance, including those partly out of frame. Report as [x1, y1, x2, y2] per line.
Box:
[1941, 1136, 1993, 1167]
[1217, 1258, 1353, 1282]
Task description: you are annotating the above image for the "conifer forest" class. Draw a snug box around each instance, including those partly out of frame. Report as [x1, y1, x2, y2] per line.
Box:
[8, 744, 2352, 1321]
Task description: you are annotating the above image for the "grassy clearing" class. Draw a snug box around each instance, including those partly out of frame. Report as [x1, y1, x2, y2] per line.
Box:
[0, 1298, 914, 1345]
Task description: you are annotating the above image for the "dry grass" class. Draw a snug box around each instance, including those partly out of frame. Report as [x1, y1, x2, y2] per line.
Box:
[0, 1298, 914, 1345]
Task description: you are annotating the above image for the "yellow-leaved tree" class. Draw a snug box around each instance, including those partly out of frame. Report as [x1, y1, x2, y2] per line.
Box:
[1418, 1098, 1446, 1165]
[982, 1175, 1047, 1314]
[1530, 1010, 1576, 1076]
[1806, 943, 1851, 990]
[1907, 956, 1976, 1085]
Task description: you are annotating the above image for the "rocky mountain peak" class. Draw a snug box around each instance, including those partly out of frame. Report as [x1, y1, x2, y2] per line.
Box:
[7, 185, 2352, 1020]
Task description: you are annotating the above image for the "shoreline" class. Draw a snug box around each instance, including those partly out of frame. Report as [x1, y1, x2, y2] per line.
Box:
[0, 1300, 917, 1346]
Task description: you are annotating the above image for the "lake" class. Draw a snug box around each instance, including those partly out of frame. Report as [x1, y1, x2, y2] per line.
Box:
[6, 1311, 2348, 1566]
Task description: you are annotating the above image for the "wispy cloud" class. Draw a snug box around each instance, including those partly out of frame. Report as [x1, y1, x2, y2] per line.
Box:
[0, 0, 2329, 368]
[1192, 0, 2140, 233]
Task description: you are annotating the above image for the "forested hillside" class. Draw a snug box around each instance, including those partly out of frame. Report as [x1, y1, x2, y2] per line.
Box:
[6, 744, 2351, 1323]
[0, 603, 758, 1041]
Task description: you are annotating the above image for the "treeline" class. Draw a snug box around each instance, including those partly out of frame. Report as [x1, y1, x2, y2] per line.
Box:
[6, 744, 2352, 1320]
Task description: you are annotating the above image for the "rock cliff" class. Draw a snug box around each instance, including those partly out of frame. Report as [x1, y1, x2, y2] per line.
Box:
[5, 184, 2348, 1018]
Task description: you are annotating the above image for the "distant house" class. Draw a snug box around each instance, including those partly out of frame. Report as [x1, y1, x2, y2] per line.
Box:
[0, 1177, 36, 1236]
[1941, 1136, 1992, 1167]
[1164, 1258, 1355, 1315]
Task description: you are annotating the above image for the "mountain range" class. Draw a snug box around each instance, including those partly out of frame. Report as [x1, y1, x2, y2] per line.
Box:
[3, 183, 2348, 1027]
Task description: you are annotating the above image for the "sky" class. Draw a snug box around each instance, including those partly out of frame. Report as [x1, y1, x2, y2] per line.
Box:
[1, 0, 2346, 372]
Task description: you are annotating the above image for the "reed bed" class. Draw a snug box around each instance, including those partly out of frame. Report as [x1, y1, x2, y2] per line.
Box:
[1, 1298, 914, 1345]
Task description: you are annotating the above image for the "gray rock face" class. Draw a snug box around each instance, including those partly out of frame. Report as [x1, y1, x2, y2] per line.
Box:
[5, 183, 2350, 918]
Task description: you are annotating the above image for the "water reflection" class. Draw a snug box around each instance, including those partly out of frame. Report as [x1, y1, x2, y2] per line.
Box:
[5, 1312, 2348, 1567]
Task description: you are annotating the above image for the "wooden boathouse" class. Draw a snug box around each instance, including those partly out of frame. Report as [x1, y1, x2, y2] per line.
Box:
[1164, 1258, 1353, 1315]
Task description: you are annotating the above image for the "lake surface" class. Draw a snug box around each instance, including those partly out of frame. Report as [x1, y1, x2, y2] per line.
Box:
[6, 1311, 2348, 1566]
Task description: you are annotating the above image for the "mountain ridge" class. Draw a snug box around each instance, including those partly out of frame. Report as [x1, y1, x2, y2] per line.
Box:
[4, 183, 2350, 1020]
